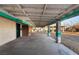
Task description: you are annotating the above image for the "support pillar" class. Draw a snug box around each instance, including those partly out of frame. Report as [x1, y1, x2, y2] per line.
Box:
[56, 20, 61, 43]
[47, 25, 51, 36]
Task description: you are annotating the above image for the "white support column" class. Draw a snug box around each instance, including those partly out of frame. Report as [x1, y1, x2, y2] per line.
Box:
[56, 20, 61, 43]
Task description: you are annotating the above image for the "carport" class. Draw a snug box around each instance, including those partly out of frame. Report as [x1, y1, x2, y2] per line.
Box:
[0, 4, 79, 55]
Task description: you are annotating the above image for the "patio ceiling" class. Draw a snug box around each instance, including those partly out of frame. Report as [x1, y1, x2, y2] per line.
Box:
[0, 4, 78, 27]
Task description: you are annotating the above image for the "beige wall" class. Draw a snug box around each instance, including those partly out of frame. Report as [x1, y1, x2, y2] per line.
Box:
[0, 17, 16, 46]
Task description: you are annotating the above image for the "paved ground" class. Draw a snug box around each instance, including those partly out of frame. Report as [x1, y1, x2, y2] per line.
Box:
[62, 35, 79, 42]
[51, 32, 79, 54]
[63, 32, 79, 36]
[62, 32, 79, 42]
[0, 32, 77, 55]
[62, 34, 79, 54]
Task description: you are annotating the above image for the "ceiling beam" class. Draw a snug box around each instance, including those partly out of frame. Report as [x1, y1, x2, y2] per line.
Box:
[42, 4, 47, 15]
[11, 13, 57, 17]
[16, 4, 36, 26]
[31, 20, 49, 22]
[47, 4, 79, 27]
[1, 7, 64, 12]
[56, 4, 79, 19]
[17, 4, 28, 16]
[39, 4, 47, 25]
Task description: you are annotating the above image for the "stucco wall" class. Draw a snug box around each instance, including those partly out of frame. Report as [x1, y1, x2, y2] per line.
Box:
[0, 17, 16, 46]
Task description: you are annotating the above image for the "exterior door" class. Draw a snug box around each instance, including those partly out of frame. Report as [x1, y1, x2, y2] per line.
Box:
[16, 23, 20, 38]
[22, 25, 29, 36]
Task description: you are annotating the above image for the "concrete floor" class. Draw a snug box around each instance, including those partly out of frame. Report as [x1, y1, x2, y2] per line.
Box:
[0, 32, 77, 55]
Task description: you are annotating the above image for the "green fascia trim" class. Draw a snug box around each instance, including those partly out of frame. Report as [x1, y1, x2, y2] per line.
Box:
[48, 8, 79, 25]
[60, 8, 79, 21]
[0, 11, 33, 26]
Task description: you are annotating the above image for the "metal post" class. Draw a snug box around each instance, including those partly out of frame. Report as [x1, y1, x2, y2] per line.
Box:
[56, 20, 61, 43]
[47, 25, 51, 36]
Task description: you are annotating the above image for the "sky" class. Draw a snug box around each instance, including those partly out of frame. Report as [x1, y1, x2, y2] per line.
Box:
[61, 16, 79, 28]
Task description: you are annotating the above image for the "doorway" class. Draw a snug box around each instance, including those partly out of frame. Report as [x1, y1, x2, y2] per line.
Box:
[16, 23, 20, 38]
[22, 25, 29, 36]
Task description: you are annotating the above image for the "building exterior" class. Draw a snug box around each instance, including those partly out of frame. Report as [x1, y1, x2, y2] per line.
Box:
[0, 17, 16, 45]
[0, 10, 32, 46]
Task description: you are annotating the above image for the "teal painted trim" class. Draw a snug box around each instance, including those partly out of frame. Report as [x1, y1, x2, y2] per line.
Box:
[47, 32, 51, 36]
[61, 8, 79, 21]
[48, 8, 79, 25]
[0, 11, 33, 26]
[56, 31, 61, 37]
[47, 30, 51, 36]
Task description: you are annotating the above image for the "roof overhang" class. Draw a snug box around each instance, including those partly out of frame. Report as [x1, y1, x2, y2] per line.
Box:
[0, 10, 33, 26]
[48, 5, 79, 25]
